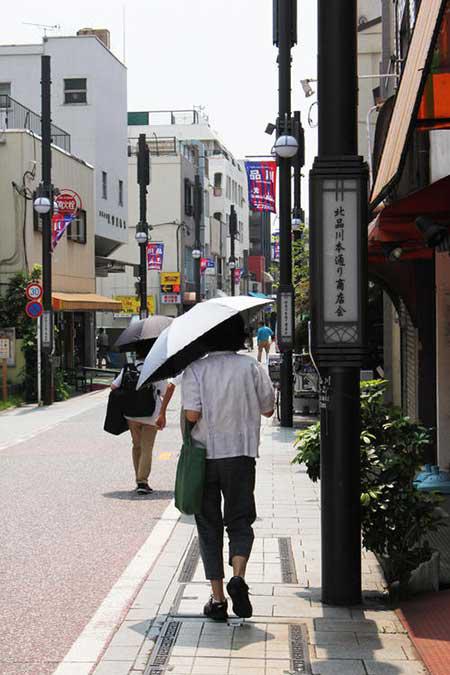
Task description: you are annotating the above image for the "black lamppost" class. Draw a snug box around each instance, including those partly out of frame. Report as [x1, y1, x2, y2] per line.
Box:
[136, 134, 150, 319]
[273, 0, 298, 428]
[34, 55, 53, 406]
[309, 0, 368, 605]
[229, 205, 238, 296]
[193, 174, 203, 304]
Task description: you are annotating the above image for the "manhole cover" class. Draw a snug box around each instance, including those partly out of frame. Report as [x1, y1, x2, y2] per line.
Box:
[178, 537, 200, 583]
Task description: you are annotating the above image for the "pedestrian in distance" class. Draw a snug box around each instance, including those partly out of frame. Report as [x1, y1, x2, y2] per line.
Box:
[182, 314, 275, 620]
[97, 328, 110, 368]
[256, 320, 274, 363]
[111, 343, 174, 494]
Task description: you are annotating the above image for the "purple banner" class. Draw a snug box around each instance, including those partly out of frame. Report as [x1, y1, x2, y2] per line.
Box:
[245, 160, 277, 213]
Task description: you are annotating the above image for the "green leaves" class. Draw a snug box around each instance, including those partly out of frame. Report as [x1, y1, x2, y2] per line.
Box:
[292, 379, 445, 595]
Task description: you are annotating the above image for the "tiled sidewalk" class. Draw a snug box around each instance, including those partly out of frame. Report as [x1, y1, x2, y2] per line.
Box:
[89, 419, 427, 675]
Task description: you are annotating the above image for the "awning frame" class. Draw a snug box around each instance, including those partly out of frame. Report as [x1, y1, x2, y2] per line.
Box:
[370, 0, 448, 211]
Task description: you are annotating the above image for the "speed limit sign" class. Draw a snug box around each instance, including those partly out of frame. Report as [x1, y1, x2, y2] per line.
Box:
[26, 282, 43, 301]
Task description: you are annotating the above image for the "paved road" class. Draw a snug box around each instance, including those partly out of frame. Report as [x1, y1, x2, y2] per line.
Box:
[0, 390, 180, 675]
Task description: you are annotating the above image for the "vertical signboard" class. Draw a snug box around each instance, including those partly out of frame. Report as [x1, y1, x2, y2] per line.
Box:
[245, 161, 277, 213]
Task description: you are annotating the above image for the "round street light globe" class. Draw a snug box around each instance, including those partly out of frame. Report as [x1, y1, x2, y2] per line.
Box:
[135, 231, 148, 244]
[228, 259, 236, 270]
[192, 249, 201, 259]
[292, 217, 302, 229]
[273, 135, 299, 159]
[33, 196, 51, 214]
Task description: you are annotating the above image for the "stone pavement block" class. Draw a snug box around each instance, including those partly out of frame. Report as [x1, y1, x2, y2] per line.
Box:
[102, 645, 141, 662]
[309, 631, 359, 645]
[53, 665, 94, 675]
[107, 620, 151, 647]
[94, 661, 134, 675]
[311, 659, 366, 674]
[315, 619, 399, 633]
[364, 661, 428, 674]
[315, 645, 408, 660]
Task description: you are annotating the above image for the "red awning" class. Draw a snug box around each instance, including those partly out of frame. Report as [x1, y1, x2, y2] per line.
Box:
[368, 175, 450, 262]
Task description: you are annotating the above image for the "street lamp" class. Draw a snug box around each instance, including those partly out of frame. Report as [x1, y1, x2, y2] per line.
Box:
[137, 134, 150, 319]
[33, 196, 51, 214]
[273, 134, 298, 159]
[135, 228, 148, 246]
[227, 257, 236, 269]
[273, 0, 297, 428]
[191, 248, 201, 260]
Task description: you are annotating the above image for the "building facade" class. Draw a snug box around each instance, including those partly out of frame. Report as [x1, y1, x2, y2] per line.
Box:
[0, 31, 128, 262]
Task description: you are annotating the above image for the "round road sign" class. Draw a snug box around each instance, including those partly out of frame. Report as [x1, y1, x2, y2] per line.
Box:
[55, 189, 82, 216]
[25, 282, 43, 301]
[25, 301, 43, 319]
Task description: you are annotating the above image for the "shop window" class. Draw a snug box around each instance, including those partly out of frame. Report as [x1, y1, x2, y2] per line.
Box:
[184, 179, 193, 216]
[102, 171, 107, 199]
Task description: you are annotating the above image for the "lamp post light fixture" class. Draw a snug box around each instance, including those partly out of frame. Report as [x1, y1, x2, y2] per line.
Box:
[33, 196, 52, 214]
[227, 257, 236, 270]
[191, 248, 201, 260]
[273, 134, 299, 159]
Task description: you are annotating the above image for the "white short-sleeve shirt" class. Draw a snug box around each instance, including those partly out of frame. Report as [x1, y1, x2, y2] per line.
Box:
[182, 351, 275, 459]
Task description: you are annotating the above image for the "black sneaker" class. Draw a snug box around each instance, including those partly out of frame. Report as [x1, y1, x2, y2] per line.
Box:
[136, 483, 153, 494]
[203, 596, 228, 621]
[227, 576, 252, 618]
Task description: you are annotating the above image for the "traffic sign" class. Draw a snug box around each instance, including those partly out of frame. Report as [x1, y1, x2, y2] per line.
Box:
[55, 189, 82, 216]
[0, 338, 9, 360]
[25, 301, 43, 319]
[25, 282, 43, 301]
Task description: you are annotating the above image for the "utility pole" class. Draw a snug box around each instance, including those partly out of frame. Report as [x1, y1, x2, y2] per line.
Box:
[41, 54, 53, 406]
[229, 205, 237, 296]
[309, 0, 368, 605]
[274, 0, 297, 428]
[193, 174, 202, 304]
[136, 133, 150, 319]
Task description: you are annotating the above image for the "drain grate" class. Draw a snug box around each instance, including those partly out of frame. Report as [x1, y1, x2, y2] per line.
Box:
[279, 537, 298, 584]
[178, 536, 200, 583]
[145, 620, 181, 675]
[289, 623, 311, 673]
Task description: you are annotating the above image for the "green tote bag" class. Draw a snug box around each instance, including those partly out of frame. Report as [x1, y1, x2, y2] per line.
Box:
[174, 422, 206, 516]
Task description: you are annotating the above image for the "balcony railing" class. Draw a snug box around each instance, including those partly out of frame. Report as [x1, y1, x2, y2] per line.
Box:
[128, 135, 179, 157]
[0, 95, 71, 153]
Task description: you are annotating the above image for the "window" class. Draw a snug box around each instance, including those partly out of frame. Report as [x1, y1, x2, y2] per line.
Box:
[67, 210, 87, 244]
[184, 246, 194, 282]
[0, 82, 11, 109]
[102, 171, 107, 199]
[184, 178, 193, 216]
[226, 176, 231, 199]
[64, 78, 87, 104]
[232, 181, 237, 204]
[118, 180, 124, 206]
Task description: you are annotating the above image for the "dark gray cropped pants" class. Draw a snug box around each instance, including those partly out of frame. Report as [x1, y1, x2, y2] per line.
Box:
[195, 456, 256, 580]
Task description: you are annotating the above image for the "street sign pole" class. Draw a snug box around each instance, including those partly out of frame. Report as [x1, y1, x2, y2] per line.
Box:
[37, 316, 42, 406]
[41, 54, 54, 406]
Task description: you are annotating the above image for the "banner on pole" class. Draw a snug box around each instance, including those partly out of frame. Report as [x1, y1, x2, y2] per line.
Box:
[245, 161, 277, 213]
[52, 213, 75, 249]
[147, 243, 164, 271]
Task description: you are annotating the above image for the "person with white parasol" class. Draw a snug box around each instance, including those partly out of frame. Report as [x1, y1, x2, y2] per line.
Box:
[137, 297, 275, 620]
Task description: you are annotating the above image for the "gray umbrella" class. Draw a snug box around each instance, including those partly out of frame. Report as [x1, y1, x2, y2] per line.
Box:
[114, 315, 173, 352]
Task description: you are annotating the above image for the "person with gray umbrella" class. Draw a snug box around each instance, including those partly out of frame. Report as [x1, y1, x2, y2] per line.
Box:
[111, 316, 174, 494]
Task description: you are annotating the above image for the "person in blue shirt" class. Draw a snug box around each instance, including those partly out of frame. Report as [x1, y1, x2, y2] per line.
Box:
[256, 321, 274, 362]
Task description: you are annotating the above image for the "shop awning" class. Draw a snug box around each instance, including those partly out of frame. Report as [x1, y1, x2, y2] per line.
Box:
[370, 0, 449, 209]
[248, 291, 270, 300]
[368, 175, 450, 261]
[52, 293, 122, 312]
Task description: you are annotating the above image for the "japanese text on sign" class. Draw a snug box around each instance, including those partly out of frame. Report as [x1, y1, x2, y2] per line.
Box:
[147, 243, 165, 271]
[245, 161, 277, 213]
[323, 180, 358, 326]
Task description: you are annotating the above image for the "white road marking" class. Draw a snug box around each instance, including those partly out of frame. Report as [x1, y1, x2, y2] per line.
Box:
[52, 500, 180, 674]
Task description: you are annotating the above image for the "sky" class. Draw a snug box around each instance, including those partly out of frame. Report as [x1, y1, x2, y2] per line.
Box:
[3, 0, 318, 191]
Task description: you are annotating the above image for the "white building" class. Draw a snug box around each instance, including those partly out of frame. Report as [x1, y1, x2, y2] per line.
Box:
[0, 30, 128, 262]
[127, 110, 250, 298]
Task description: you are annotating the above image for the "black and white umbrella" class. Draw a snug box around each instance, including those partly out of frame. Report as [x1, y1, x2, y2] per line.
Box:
[113, 315, 173, 353]
[137, 296, 272, 387]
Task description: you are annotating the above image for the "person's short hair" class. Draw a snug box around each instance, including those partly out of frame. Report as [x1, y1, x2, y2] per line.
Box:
[135, 341, 154, 359]
[259, 321, 265, 327]
[99, 327, 104, 333]
[202, 313, 247, 353]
